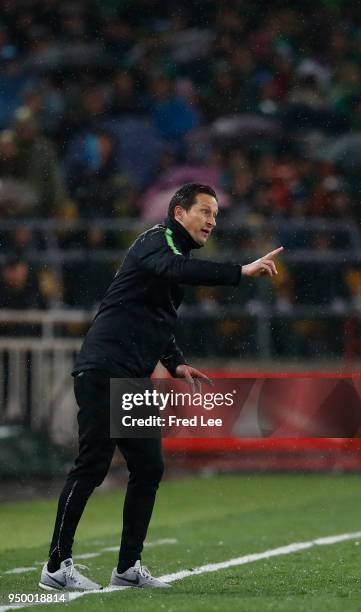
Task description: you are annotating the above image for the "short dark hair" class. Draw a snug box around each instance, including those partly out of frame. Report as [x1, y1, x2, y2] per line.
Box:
[168, 183, 218, 218]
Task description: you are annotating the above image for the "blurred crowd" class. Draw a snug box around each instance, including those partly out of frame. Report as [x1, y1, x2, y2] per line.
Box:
[0, 0, 361, 357]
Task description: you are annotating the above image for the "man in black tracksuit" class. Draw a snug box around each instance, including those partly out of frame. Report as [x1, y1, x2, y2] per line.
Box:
[42, 183, 282, 590]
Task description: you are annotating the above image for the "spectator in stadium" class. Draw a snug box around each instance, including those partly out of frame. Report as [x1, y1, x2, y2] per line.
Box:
[147, 75, 200, 143]
[0, 43, 31, 129]
[0, 254, 43, 310]
[68, 86, 109, 134]
[293, 232, 349, 308]
[65, 129, 133, 218]
[331, 61, 361, 122]
[22, 78, 66, 138]
[8, 225, 43, 255]
[0, 128, 25, 214]
[63, 228, 116, 308]
[109, 71, 145, 117]
[13, 106, 68, 215]
[0, 128, 19, 177]
[39, 184, 283, 591]
[202, 65, 245, 120]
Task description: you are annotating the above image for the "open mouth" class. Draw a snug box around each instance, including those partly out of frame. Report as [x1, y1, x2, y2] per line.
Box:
[201, 229, 211, 238]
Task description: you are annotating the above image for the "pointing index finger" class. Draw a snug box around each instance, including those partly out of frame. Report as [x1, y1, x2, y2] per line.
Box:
[264, 246, 284, 259]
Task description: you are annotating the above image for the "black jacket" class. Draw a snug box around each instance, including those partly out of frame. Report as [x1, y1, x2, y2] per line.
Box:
[72, 216, 242, 378]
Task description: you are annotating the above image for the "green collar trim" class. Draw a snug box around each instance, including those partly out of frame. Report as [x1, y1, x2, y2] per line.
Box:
[165, 228, 182, 255]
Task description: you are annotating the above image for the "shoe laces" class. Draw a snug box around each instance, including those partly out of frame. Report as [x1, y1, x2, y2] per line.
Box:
[65, 561, 89, 581]
[135, 562, 151, 579]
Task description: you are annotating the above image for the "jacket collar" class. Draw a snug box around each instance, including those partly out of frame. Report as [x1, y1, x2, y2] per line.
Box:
[165, 216, 202, 253]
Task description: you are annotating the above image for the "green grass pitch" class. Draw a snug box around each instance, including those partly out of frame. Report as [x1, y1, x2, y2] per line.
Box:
[1, 473, 361, 611]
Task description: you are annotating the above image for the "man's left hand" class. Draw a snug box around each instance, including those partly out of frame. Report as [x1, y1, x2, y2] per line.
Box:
[175, 364, 213, 391]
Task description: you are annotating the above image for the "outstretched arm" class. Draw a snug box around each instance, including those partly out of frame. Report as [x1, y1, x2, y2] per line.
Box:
[135, 228, 283, 286]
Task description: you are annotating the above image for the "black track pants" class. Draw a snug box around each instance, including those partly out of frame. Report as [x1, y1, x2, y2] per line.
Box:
[48, 370, 164, 570]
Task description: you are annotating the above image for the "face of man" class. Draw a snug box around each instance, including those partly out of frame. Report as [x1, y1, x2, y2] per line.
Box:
[175, 193, 218, 246]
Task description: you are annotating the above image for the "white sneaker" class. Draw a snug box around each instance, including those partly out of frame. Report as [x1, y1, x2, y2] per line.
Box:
[39, 558, 101, 591]
[110, 560, 171, 588]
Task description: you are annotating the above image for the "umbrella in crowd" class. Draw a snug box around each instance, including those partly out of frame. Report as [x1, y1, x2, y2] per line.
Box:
[210, 114, 282, 144]
[316, 133, 361, 169]
[23, 43, 113, 72]
[139, 165, 230, 221]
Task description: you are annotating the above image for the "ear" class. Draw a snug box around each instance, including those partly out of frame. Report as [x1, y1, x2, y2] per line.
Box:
[174, 205, 184, 221]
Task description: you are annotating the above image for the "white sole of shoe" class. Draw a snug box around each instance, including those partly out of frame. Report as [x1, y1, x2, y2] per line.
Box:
[39, 582, 62, 591]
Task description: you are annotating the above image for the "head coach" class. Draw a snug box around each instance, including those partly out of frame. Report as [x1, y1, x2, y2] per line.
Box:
[40, 183, 283, 590]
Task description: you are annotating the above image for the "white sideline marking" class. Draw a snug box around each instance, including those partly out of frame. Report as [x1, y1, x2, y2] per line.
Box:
[72, 540, 177, 560]
[146, 538, 178, 548]
[1, 539, 178, 576]
[4, 568, 36, 575]
[34, 540, 178, 563]
[1, 531, 360, 611]
[102, 538, 178, 552]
